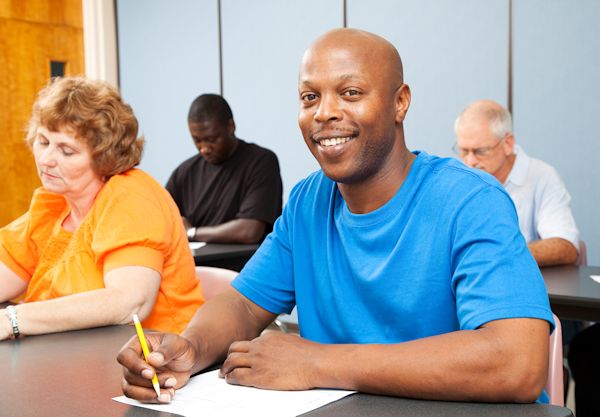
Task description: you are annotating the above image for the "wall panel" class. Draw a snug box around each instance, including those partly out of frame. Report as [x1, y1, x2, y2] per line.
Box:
[348, 0, 508, 158]
[221, 0, 342, 200]
[513, 0, 600, 265]
[0, 0, 84, 226]
[116, 0, 220, 185]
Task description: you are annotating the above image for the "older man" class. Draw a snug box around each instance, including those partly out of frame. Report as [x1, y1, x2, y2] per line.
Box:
[119, 29, 552, 404]
[454, 100, 579, 266]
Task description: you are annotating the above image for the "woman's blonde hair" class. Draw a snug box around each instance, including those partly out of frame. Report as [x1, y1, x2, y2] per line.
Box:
[26, 76, 144, 179]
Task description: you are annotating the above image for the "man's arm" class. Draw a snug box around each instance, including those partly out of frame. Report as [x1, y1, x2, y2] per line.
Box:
[222, 317, 550, 403]
[528, 237, 578, 267]
[191, 218, 266, 244]
[118, 287, 277, 402]
[120, 286, 549, 403]
[530, 165, 579, 267]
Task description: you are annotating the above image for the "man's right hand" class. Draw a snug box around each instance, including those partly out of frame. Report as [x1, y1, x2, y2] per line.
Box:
[117, 332, 198, 403]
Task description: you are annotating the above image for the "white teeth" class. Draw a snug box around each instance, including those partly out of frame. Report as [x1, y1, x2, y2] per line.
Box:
[318, 137, 352, 147]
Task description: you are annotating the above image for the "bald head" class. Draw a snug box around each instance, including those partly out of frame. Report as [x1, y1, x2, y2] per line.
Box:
[301, 28, 404, 87]
[297, 28, 412, 191]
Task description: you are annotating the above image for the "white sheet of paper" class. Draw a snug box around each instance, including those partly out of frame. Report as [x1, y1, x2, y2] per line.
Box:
[590, 275, 600, 284]
[113, 369, 355, 417]
[189, 242, 207, 250]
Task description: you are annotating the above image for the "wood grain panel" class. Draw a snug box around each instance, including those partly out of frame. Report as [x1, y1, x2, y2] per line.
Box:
[0, 0, 83, 227]
[0, 0, 82, 27]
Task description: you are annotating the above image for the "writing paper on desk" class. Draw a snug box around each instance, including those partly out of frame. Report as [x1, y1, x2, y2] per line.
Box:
[590, 275, 600, 284]
[113, 369, 355, 417]
[189, 242, 207, 250]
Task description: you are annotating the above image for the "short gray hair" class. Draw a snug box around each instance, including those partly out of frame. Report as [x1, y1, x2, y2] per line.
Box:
[454, 102, 513, 139]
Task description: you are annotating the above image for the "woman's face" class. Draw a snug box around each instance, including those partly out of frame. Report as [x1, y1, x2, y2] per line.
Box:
[32, 126, 104, 199]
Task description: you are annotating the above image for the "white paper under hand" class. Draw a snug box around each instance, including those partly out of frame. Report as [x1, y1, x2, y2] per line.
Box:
[113, 369, 355, 417]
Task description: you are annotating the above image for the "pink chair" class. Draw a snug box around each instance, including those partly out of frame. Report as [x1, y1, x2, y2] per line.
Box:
[546, 313, 564, 406]
[194, 266, 290, 333]
[195, 266, 237, 300]
[576, 240, 587, 266]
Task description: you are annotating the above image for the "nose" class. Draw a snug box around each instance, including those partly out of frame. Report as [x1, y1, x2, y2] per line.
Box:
[38, 146, 57, 167]
[314, 94, 341, 122]
[463, 152, 479, 168]
[199, 144, 212, 156]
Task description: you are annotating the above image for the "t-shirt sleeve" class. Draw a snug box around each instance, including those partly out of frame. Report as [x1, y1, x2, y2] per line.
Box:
[90, 184, 171, 275]
[534, 167, 579, 248]
[0, 212, 38, 281]
[231, 179, 298, 314]
[236, 151, 283, 226]
[450, 186, 555, 332]
[0, 189, 62, 281]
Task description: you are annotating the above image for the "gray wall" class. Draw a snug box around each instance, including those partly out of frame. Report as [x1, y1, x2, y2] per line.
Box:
[117, 0, 599, 265]
[512, 0, 600, 266]
[116, 0, 221, 183]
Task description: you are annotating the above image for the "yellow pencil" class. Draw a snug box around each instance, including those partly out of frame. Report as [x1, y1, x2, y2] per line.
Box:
[132, 314, 161, 397]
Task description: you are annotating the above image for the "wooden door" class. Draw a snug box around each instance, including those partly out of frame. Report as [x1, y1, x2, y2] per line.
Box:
[0, 0, 84, 227]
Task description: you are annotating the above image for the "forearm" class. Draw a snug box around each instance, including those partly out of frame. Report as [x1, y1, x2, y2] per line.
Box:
[528, 238, 578, 267]
[309, 323, 547, 402]
[181, 290, 275, 374]
[4, 287, 152, 338]
[193, 219, 266, 244]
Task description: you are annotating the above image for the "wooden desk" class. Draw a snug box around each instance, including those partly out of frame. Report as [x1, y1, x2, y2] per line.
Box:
[192, 243, 259, 271]
[542, 265, 600, 321]
[0, 326, 572, 417]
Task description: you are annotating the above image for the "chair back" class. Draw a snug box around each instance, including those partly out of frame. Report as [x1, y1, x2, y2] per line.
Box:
[195, 266, 238, 300]
[546, 313, 564, 406]
[576, 240, 587, 266]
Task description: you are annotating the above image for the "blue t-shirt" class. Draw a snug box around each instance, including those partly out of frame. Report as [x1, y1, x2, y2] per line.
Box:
[232, 151, 553, 399]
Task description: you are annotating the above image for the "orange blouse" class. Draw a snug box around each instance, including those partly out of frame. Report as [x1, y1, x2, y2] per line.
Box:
[0, 169, 204, 333]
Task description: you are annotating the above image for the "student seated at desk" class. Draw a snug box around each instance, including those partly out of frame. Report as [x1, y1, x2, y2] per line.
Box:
[165, 94, 283, 244]
[453, 100, 579, 267]
[0, 77, 203, 341]
[118, 28, 553, 404]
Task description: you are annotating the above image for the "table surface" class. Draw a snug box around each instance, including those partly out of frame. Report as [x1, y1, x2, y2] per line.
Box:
[0, 325, 572, 417]
[191, 243, 259, 261]
[192, 243, 259, 271]
[541, 265, 600, 321]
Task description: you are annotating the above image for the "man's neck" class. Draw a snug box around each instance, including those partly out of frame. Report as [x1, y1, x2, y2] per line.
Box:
[226, 137, 239, 159]
[339, 148, 416, 214]
[495, 153, 516, 185]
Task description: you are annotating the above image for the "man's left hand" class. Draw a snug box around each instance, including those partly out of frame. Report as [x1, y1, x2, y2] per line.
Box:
[219, 331, 320, 390]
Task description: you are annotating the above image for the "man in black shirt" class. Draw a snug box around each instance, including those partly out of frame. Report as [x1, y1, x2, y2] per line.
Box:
[166, 94, 282, 243]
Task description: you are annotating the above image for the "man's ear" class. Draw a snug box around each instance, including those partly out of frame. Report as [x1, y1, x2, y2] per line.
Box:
[503, 133, 515, 155]
[227, 119, 236, 136]
[395, 84, 411, 124]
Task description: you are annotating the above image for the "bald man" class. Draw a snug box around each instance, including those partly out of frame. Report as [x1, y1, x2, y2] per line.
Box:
[454, 100, 579, 266]
[118, 29, 553, 404]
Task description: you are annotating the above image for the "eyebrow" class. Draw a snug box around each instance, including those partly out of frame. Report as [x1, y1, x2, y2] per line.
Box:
[36, 131, 81, 149]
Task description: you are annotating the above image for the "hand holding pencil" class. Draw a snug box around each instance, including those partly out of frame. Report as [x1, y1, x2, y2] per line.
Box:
[118, 316, 198, 403]
[132, 314, 161, 397]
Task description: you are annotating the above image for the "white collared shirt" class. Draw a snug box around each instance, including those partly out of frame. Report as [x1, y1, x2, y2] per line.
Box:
[504, 145, 579, 247]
